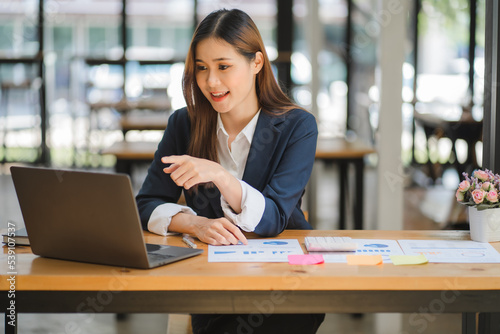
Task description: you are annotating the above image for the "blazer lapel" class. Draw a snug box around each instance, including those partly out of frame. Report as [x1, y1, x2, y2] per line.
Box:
[242, 112, 284, 190]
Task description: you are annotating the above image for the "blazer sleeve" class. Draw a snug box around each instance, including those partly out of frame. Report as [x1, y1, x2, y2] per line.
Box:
[253, 110, 318, 236]
[135, 108, 190, 230]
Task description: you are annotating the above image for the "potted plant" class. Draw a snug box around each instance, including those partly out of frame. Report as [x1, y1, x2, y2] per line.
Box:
[456, 169, 500, 242]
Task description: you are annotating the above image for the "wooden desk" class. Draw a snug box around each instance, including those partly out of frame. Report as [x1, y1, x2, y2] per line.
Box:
[312, 138, 375, 229]
[2, 230, 499, 334]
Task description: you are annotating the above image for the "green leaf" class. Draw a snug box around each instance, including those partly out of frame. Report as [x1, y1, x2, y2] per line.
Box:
[476, 204, 492, 211]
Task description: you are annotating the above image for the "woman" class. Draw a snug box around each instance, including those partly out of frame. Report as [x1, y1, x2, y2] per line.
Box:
[136, 8, 324, 333]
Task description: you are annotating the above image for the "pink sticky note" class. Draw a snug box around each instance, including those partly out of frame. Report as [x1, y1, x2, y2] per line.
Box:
[288, 254, 324, 265]
[346, 255, 383, 265]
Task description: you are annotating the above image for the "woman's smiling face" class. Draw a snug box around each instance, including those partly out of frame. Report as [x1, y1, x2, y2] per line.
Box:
[195, 37, 262, 117]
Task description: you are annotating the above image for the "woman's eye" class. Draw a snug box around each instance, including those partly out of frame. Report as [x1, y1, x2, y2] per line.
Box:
[219, 65, 230, 70]
[196, 65, 207, 71]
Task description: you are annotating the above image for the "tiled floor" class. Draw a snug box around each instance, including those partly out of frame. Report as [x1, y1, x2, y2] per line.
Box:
[0, 163, 464, 333]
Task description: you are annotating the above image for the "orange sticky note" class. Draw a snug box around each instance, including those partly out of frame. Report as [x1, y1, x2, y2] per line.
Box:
[288, 254, 324, 265]
[346, 255, 383, 265]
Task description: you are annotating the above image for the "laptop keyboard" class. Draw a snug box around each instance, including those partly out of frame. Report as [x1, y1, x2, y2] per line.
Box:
[146, 243, 163, 252]
[146, 243, 175, 256]
[147, 252, 175, 260]
[146, 244, 176, 266]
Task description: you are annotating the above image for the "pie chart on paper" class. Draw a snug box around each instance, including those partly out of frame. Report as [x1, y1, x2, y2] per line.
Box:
[263, 241, 289, 246]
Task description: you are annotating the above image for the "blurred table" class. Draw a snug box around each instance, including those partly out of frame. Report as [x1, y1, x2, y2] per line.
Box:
[310, 137, 375, 229]
[120, 112, 168, 135]
[413, 111, 482, 181]
[101, 141, 157, 175]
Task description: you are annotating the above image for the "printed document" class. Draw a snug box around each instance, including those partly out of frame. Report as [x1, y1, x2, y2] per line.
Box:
[208, 239, 303, 262]
[320, 239, 405, 264]
[398, 239, 500, 263]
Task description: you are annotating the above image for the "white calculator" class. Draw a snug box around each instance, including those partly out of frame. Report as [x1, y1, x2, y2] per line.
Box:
[304, 236, 357, 252]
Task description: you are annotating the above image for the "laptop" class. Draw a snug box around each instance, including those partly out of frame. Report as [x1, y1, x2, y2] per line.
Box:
[10, 166, 203, 269]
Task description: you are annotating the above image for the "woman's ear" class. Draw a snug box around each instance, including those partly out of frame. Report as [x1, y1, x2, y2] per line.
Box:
[253, 51, 264, 74]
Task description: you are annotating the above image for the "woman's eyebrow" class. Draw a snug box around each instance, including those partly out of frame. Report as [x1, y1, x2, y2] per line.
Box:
[195, 57, 232, 62]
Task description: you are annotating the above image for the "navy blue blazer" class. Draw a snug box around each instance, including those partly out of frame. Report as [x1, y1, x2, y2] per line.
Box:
[136, 107, 318, 236]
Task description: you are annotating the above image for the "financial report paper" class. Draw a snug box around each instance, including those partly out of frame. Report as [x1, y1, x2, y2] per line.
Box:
[208, 239, 303, 262]
[397, 239, 500, 263]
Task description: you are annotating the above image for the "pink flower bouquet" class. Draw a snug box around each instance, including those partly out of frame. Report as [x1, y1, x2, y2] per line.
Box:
[456, 169, 500, 210]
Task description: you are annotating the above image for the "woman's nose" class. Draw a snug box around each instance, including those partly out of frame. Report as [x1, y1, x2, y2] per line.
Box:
[207, 71, 220, 87]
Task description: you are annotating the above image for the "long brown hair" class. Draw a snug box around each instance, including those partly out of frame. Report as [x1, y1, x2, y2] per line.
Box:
[183, 8, 300, 162]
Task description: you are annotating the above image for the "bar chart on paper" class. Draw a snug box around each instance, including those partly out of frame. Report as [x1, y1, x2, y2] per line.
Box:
[320, 239, 405, 263]
[208, 239, 304, 262]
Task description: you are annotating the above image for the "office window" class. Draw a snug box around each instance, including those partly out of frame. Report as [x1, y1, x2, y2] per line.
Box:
[0, 24, 14, 52]
[146, 27, 162, 48]
[318, 0, 348, 137]
[53, 27, 72, 53]
[127, 0, 194, 60]
[416, 0, 470, 118]
[290, 0, 309, 109]
[196, 0, 277, 58]
[348, 0, 377, 142]
[292, 0, 376, 139]
[0, 0, 42, 163]
[88, 26, 121, 57]
[0, 1, 39, 57]
[48, 26, 73, 103]
[473, 0, 485, 114]
[409, 0, 485, 177]
[292, 0, 348, 137]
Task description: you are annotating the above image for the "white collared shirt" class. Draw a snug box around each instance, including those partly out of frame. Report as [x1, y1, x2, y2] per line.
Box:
[147, 111, 266, 236]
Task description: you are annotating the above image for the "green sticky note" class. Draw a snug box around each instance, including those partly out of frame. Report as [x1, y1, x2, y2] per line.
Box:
[390, 254, 428, 265]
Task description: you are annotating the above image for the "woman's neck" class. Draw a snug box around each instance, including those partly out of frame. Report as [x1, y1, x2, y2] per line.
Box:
[220, 107, 260, 138]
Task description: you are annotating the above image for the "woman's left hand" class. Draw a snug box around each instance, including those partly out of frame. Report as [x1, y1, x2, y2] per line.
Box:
[162, 155, 227, 190]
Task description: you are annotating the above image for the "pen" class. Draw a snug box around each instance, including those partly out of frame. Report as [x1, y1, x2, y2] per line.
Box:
[182, 234, 197, 249]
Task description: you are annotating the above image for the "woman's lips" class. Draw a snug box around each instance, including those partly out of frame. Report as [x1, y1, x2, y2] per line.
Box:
[210, 91, 229, 102]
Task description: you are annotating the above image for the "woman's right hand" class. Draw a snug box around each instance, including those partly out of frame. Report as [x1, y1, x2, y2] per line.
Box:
[170, 213, 248, 246]
[193, 216, 248, 246]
